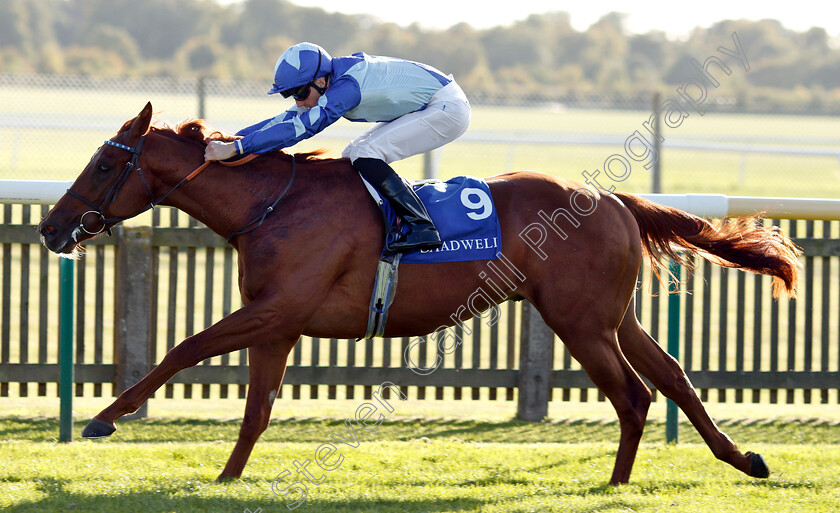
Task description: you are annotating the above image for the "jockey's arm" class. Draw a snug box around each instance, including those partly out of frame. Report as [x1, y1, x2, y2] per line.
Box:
[224, 81, 361, 158]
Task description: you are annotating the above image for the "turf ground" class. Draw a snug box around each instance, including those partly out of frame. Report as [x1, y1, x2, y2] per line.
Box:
[2, 397, 840, 513]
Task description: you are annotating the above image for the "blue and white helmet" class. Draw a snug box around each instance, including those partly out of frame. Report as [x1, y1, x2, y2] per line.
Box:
[267, 42, 333, 95]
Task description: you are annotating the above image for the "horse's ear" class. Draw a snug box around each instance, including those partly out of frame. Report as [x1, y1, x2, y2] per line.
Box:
[129, 102, 153, 138]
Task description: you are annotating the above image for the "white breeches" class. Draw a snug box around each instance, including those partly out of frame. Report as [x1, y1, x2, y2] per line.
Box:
[342, 80, 471, 164]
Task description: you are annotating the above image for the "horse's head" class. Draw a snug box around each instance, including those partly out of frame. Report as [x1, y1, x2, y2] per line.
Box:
[39, 102, 155, 256]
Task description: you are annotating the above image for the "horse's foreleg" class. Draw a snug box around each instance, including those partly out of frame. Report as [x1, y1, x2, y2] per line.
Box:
[617, 300, 769, 478]
[218, 341, 292, 481]
[82, 299, 293, 438]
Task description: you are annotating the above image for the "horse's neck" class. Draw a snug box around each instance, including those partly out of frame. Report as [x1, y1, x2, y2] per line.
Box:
[158, 159, 280, 237]
[161, 154, 350, 241]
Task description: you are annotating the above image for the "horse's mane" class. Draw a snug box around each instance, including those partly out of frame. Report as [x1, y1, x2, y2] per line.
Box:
[117, 116, 330, 161]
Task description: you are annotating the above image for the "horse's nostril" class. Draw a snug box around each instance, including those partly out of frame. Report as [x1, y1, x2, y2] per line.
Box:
[41, 224, 57, 236]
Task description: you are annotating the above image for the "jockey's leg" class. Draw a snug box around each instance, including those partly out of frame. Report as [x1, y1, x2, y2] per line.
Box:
[344, 81, 470, 253]
[353, 157, 442, 252]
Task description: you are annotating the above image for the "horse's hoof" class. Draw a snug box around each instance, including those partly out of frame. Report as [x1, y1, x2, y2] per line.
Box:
[82, 418, 116, 439]
[745, 451, 769, 478]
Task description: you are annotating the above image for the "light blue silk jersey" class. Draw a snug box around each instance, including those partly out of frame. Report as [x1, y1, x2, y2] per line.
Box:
[235, 53, 451, 155]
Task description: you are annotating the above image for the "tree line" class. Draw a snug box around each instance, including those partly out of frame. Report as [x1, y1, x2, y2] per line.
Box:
[2, 0, 839, 110]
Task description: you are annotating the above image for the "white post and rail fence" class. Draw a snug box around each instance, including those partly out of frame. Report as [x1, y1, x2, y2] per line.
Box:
[2, 180, 840, 444]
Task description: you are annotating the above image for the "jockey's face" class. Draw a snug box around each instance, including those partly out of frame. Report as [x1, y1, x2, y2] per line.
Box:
[295, 77, 327, 109]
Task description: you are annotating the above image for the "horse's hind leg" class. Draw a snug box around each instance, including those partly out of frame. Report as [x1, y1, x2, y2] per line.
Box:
[536, 302, 652, 484]
[218, 340, 293, 481]
[617, 299, 769, 478]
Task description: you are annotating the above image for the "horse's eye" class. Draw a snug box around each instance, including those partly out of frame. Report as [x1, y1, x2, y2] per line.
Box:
[99, 164, 111, 174]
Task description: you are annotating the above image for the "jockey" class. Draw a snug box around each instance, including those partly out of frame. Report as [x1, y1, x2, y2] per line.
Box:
[205, 42, 471, 252]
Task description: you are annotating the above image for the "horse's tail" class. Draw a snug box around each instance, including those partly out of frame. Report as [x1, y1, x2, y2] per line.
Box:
[614, 192, 801, 298]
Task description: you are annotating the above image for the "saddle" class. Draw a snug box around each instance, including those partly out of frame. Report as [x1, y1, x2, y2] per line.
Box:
[359, 175, 502, 339]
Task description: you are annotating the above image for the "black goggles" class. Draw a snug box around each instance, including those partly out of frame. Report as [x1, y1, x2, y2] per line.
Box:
[281, 80, 327, 101]
[280, 50, 326, 100]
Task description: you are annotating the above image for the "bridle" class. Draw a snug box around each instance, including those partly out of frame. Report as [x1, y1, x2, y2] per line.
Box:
[67, 137, 151, 236]
[66, 136, 291, 241]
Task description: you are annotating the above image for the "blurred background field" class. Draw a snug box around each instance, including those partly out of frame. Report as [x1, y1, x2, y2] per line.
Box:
[2, 77, 839, 200]
[3, 0, 840, 199]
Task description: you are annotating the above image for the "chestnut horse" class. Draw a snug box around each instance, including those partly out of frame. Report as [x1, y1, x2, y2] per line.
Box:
[39, 103, 799, 484]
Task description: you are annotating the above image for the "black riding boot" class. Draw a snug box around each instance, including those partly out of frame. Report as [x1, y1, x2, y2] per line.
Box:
[353, 158, 442, 252]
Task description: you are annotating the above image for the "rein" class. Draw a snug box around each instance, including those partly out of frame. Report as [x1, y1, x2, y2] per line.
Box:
[66, 137, 292, 242]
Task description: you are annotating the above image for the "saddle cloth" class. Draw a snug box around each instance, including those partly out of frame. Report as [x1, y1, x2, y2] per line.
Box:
[361, 175, 503, 263]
